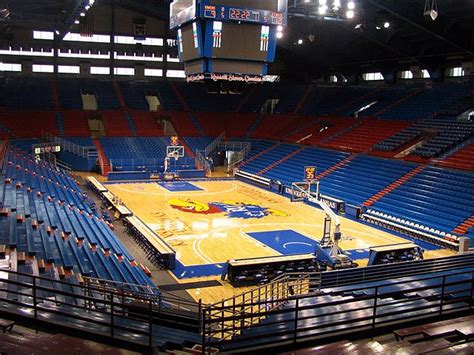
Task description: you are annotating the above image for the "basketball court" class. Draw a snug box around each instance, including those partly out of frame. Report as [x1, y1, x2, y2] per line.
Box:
[105, 179, 454, 304]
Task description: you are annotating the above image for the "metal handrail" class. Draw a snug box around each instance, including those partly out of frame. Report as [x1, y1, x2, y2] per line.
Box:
[0, 268, 202, 348]
[205, 131, 226, 157]
[202, 269, 474, 351]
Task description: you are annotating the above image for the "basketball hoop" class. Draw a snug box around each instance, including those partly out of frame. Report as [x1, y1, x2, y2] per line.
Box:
[167, 151, 180, 161]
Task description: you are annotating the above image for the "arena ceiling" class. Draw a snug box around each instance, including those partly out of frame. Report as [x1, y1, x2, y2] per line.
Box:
[1, 0, 473, 77]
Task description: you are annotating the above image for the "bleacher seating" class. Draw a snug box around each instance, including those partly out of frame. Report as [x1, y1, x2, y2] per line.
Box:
[374, 117, 474, 158]
[381, 82, 474, 120]
[102, 111, 133, 136]
[183, 137, 213, 154]
[219, 259, 474, 351]
[128, 111, 164, 136]
[369, 165, 474, 234]
[56, 79, 84, 110]
[301, 85, 376, 116]
[0, 112, 57, 138]
[62, 137, 94, 147]
[438, 140, 474, 171]
[118, 81, 151, 110]
[0, 78, 53, 110]
[0, 146, 155, 290]
[289, 117, 357, 145]
[410, 118, 474, 158]
[194, 112, 258, 137]
[169, 112, 203, 136]
[321, 118, 410, 152]
[251, 114, 304, 141]
[100, 136, 193, 172]
[61, 111, 91, 137]
[244, 83, 306, 113]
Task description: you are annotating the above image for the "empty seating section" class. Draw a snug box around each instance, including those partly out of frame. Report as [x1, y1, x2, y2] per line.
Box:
[176, 82, 244, 112]
[321, 118, 410, 152]
[410, 118, 474, 158]
[62, 137, 94, 147]
[381, 82, 474, 120]
[102, 111, 133, 136]
[0, 112, 57, 138]
[0, 146, 155, 290]
[195, 112, 257, 137]
[244, 83, 306, 113]
[301, 86, 375, 116]
[262, 146, 349, 186]
[288, 117, 357, 145]
[56, 79, 83, 109]
[117, 81, 149, 110]
[438, 141, 474, 171]
[128, 112, 164, 136]
[61, 111, 91, 136]
[170, 112, 202, 136]
[318, 155, 417, 205]
[251, 114, 303, 140]
[374, 117, 474, 158]
[241, 143, 300, 175]
[100, 137, 192, 171]
[370, 166, 474, 234]
[0, 78, 53, 110]
[183, 137, 214, 153]
[234, 265, 474, 350]
[359, 86, 423, 118]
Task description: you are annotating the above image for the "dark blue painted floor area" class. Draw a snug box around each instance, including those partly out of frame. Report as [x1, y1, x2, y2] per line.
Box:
[157, 181, 203, 192]
[172, 261, 225, 279]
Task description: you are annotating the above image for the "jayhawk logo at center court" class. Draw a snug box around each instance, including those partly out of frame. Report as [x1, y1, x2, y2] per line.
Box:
[167, 199, 288, 219]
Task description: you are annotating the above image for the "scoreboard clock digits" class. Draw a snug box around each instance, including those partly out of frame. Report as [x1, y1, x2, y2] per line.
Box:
[229, 8, 260, 22]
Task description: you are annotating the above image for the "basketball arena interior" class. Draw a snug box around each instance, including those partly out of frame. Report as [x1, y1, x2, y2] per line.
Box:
[0, 0, 473, 354]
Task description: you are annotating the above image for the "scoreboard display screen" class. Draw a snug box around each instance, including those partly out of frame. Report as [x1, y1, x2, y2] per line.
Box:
[229, 8, 260, 22]
[208, 0, 282, 12]
[206, 21, 273, 62]
[179, 23, 202, 62]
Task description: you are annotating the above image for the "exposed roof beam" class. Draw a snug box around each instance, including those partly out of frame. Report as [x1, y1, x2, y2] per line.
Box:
[367, 0, 473, 55]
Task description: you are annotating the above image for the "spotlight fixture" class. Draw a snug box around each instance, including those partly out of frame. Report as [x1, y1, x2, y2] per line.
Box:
[346, 10, 354, 19]
[297, 38, 303, 45]
[383, 21, 390, 28]
[424, 0, 438, 21]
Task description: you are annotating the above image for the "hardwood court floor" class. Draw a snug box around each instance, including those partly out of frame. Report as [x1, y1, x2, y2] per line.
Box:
[106, 180, 454, 304]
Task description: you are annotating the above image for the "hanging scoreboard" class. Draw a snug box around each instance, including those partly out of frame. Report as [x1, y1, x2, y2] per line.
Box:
[170, 0, 288, 80]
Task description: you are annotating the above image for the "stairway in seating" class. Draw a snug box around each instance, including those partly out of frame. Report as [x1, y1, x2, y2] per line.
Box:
[178, 138, 195, 159]
[321, 118, 366, 144]
[50, 78, 61, 110]
[362, 165, 426, 207]
[453, 215, 474, 235]
[373, 87, 425, 117]
[124, 112, 137, 136]
[245, 114, 265, 138]
[56, 112, 65, 136]
[316, 154, 357, 180]
[239, 142, 281, 168]
[112, 80, 126, 109]
[189, 113, 206, 136]
[257, 147, 305, 175]
[93, 139, 111, 176]
[332, 86, 382, 116]
[293, 84, 313, 114]
[169, 82, 191, 112]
